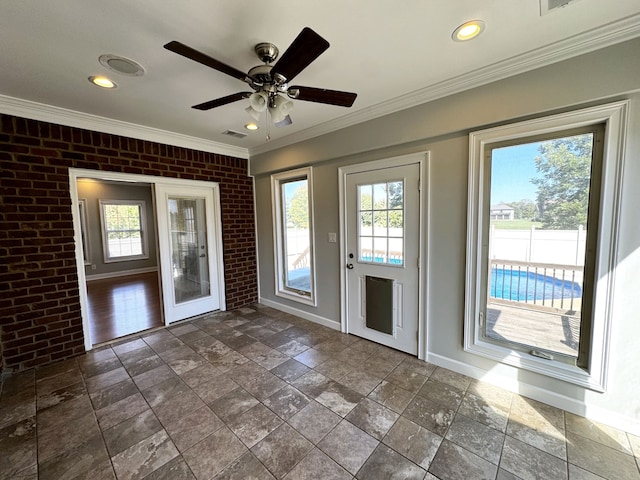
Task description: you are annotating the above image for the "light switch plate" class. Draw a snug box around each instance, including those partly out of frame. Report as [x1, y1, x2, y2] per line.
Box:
[328, 232, 337, 243]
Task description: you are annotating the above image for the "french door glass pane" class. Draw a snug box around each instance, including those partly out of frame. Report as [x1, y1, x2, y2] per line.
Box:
[168, 197, 210, 304]
[485, 133, 594, 358]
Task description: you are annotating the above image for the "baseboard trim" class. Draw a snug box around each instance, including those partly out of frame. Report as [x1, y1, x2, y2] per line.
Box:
[427, 352, 640, 437]
[86, 267, 158, 282]
[259, 298, 341, 331]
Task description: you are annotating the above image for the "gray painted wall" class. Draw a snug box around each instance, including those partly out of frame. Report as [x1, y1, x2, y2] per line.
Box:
[251, 38, 640, 431]
[76, 179, 158, 277]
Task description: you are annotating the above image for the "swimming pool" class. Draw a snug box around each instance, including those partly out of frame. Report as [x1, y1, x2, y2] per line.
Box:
[490, 267, 582, 302]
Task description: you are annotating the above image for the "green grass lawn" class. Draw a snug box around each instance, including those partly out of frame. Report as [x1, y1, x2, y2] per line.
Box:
[491, 220, 543, 229]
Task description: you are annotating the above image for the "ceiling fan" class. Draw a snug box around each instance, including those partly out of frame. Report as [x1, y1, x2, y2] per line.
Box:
[164, 27, 357, 127]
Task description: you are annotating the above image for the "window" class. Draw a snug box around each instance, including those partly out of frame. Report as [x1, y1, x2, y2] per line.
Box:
[99, 200, 149, 262]
[465, 102, 627, 391]
[271, 167, 316, 305]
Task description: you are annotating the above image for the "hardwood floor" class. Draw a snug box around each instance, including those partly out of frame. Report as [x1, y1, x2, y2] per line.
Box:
[86, 272, 163, 344]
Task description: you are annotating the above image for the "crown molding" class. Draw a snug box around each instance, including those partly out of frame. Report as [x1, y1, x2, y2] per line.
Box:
[250, 13, 640, 156]
[0, 94, 250, 159]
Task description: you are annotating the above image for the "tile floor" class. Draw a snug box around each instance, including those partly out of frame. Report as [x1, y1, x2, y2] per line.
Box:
[1, 305, 639, 480]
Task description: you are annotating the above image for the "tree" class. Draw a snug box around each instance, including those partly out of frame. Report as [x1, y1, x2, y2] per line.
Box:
[531, 134, 593, 229]
[287, 183, 309, 229]
[508, 199, 536, 220]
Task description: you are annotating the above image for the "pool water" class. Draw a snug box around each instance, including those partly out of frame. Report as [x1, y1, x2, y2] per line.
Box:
[490, 267, 582, 302]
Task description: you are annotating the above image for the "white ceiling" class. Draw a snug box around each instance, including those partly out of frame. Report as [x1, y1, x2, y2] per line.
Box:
[1, 1, 639, 157]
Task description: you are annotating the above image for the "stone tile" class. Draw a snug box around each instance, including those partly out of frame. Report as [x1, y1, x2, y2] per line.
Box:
[292, 371, 334, 398]
[85, 367, 130, 394]
[500, 436, 568, 480]
[164, 405, 224, 452]
[568, 464, 609, 479]
[79, 356, 123, 380]
[566, 412, 632, 454]
[566, 430, 640, 480]
[102, 408, 163, 457]
[368, 380, 415, 414]
[399, 357, 437, 377]
[507, 415, 567, 460]
[213, 451, 276, 479]
[169, 322, 200, 337]
[275, 339, 311, 357]
[160, 345, 207, 375]
[95, 392, 148, 430]
[429, 367, 472, 392]
[144, 456, 196, 480]
[356, 443, 426, 479]
[11, 463, 39, 480]
[111, 429, 179, 480]
[337, 371, 382, 396]
[208, 350, 250, 372]
[227, 403, 283, 448]
[0, 416, 37, 480]
[36, 368, 84, 396]
[122, 354, 165, 377]
[283, 448, 351, 480]
[38, 432, 111, 480]
[315, 359, 354, 381]
[209, 388, 260, 421]
[0, 396, 35, 430]
[467, 380, 513, 410]
[318, 420, 379, 475]
[153, 389, 206, 427]
[183, 426, 248, 479]
[36, 381, 86, 413]
[132, 364, 178, 391]
[288, 401, 342, 444]
[345, 397, 399, 440]
[89, 378, 139, 411]
[243, 370, 288, 401]
[294, 348, 334, 368]
[179, 362, 223, 389]
[430, 440, 499, 480]
[445, 414, 505, 464]
[496, 469, 521, 480]
[384, 364, 428, 393]
[383, 416, 442, 470]
[359, 356, 397, 379]
[112, 338, 148, 356]
[141, 375, 192, 408]
[418, 379, 465, 408]
[263, 385, 311, 420]
[458, 391, 510, 432]
[316, 382, 363, 417]
[183, 370, 239, 405]
[35, 358, 80, 382]
[251, 423, 314, 479]
[403, 394, 456, 436]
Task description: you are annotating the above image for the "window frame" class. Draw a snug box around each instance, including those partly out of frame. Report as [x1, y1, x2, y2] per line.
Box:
[271, 167, 317, 306]
[464, 102, 628, 392]
[99, 199, 149, 263]
[77, 198, 91, 265]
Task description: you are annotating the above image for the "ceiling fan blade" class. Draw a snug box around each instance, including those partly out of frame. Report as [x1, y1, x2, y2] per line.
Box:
[288, 86, 357, 107]
[272, 27, 330, 83]
[192, 92, 252, 110]
[164, 41, 250, 83]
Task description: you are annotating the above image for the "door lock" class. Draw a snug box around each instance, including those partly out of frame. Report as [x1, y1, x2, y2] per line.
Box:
[346, 263, 354, 269]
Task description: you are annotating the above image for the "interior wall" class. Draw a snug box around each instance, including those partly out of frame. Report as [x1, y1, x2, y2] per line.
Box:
[76, 180, 158, 278]
[0, 115, 257, 372]
[251, 37, 640, 432]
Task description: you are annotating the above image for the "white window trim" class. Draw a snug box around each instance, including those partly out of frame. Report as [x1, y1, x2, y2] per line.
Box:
[77, 198, 91, 265]
[464, 101, 628, 392]
[271, 167, 317, 306]
[99, 199, 149, 263]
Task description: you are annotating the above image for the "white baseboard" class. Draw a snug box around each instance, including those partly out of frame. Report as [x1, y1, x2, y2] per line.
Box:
[427, 352, 640, 437]
[86, 267, 158, 282]
[259, 297, 341, 331]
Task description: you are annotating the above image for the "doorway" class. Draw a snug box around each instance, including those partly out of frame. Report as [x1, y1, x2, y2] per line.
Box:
[340, 153, 427, 356]
[70, 169, 226, 350]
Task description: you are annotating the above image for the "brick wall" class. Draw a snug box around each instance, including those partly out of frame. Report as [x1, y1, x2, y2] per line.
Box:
[0, 113, 257, 372]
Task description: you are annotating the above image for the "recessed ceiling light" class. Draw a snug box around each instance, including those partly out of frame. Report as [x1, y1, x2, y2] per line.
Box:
[89, 76, 117, 89]
[245, 123, 259, 131]
[99, 54, 145, 76]
[452, 20, 485, 42]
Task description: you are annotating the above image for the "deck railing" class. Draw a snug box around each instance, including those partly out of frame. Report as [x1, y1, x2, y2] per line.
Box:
[489, 259, 584, 313]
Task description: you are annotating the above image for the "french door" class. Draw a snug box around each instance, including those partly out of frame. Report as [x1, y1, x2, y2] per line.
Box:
[155, 183, 222, 323]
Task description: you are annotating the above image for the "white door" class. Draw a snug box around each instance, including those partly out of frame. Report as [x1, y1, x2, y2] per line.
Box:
[155, 183, 221, 323]
[345, 163, 420, 354]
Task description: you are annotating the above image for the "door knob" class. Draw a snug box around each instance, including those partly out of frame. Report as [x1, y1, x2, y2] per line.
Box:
[346, 263, 354, 269]
[199, 254, 206, 258]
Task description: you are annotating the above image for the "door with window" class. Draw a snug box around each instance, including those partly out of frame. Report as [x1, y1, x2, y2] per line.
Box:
[155, 183, 222, 323]
[344, 162, 420, 354]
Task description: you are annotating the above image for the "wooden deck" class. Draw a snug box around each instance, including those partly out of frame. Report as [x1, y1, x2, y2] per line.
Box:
[486, 302, 579, 357]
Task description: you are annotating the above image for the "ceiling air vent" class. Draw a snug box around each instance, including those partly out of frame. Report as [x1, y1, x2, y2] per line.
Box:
[540, 0, 582, 15]
[221, 129, 247, 139]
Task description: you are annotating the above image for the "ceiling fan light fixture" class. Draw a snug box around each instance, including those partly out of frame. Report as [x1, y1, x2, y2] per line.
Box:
[269, 94, 294, 123]
[245, 105, 261, 121]
[452, 20, 485, 42]
[89, 76, 117, 89]
[249, 91, 268, 112]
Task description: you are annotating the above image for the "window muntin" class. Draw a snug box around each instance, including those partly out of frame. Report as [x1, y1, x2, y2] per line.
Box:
[464, 102, 627, 391]
[481, 129, 601, 363]
[358, 181, 404, 266]
[271, 168, 316, 305]
[99, 200, 149, 262]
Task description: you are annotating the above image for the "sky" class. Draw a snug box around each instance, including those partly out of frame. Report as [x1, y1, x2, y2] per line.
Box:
[490, 141, 542, 204]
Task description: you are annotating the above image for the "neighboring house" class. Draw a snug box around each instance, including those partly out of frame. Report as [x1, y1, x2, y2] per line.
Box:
[2, 33, 640, 439]
[490, 203, 515, 220]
